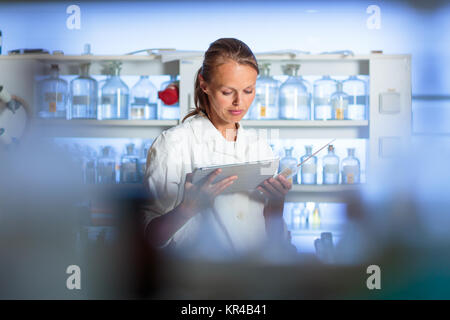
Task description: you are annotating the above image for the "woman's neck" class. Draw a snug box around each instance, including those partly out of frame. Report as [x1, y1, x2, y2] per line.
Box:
[207, 110, 237, 142]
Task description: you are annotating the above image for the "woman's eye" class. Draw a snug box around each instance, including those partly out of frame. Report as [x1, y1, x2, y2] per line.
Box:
[222, 91, 232, 96]
[244, 90, 253, 94]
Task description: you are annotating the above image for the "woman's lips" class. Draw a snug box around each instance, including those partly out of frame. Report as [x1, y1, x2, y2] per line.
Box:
[229, 110, 243, 115]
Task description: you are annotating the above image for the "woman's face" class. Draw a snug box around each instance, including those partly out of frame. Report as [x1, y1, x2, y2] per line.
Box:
[200, 60, 258, 124]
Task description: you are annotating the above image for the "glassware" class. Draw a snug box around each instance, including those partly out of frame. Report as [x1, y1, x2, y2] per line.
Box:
[83, 146, 97, 184]
[322, 145, 340, 184]
[341, 148, 361, 184]
[311, 203, 321, 229]
[120, 143, 139, 183]
[138, 146, 149, 181]
[298, 145, 317, 185]
[291, 203, 302, 230]
[97, 146, 116, 184]
[248, 63, 280, 120]
[279, 146, 298, 184]
[99, 62, 129, 120]
[330, 81, 349, 120]
[302, 202, 314, 229]
[70, 63, 98, 119]
[313, 75, 337, 120]
[130, 76, 158, 120]
[159, 75, 180, 120]
[343, 75, 368, 120]
[37, 64, 68, 119]
[279, 64, 311, 120]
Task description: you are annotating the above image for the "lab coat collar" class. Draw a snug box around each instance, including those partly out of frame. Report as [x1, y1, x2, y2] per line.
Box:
[189, 111, 255, 158]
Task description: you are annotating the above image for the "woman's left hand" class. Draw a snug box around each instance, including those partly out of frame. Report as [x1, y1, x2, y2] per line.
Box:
[257, 175, 292, 203]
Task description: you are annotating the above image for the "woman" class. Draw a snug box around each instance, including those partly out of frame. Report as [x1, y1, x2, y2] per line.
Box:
[144, 38, 292, 255]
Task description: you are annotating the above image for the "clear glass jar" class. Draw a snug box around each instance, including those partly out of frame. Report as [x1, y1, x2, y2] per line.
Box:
[99, 62, 129, 120]
[279, 146, 298, 184]
[341, 148, 361, 184]
[322, 145, 340, 184]
[83, 145, 97, 184]
[279, 64, 311, 120]
[120, 143, 139, 183]
[138, 146, 149, 181]
[70, 63, 98, 119]
[299, 145, 317, 185]
[97, 146, 116, 184]
[330, 81, 349, 120]
[248, 63, 280, 120]
[159, 75, 180, 120]
[38, 64, 68, 119]
[130, 76, 158, 120]
[343, 75, 368, 120]
[313, 75, 337, 120]
[311, 203, 321, 229]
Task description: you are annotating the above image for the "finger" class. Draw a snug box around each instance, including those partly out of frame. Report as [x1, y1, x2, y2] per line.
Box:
[211, 175, 238, 190]
[268, 177, 287, 195]
[263, 179, 284, 198]
[185, 172, 193, 183]
[204, 168, 222, 186]
[212, 179, 235, 197]
[257, 186, 271, 199]
[277, 174, 292, 190]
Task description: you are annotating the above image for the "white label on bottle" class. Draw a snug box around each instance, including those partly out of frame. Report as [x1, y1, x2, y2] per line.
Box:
[324, 164, 339, 174]
[343, 165, 359, 176]
[72, 95, 89, 105]
[315, 105, 332, 120]
[45, 92, 63, 102]
[302, 163, 316, 174]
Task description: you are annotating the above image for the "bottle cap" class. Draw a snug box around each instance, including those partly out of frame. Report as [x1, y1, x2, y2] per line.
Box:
[158, 85, 179, 105]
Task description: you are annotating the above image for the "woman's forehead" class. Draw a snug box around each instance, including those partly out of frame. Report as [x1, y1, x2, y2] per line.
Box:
[211, 61, 257, 87]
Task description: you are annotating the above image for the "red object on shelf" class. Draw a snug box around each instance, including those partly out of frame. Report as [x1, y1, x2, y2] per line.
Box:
[158, 83, 179, 105]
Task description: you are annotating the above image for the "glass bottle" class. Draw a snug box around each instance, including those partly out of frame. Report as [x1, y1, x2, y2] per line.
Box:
[311, 203, 321, 229]
[341, 148, 361, 184]
[97, 146, 116, 184]
[81, 145, 97, 184]
[249, 63, 280, 120]
[120, 143, 139, 183]
[343, 75, 368, 120]
[322, 145, 340, 184]
[279, 146, 298, 184]
[330, 81, 349, 120]
[313, 75, 337, 120]
[138, 146, 149, 181]
[159, 75, 180, 120]
[70, 63, 98, 119]
[99, 62, 129, 120]
[299, 145, 317, 185]
[279, 64, 311, 120]
[130, 76, 158, 120]
[38, 64, 68, 119]
[302, 202, 314, 229]
[291, 203, 302, 230]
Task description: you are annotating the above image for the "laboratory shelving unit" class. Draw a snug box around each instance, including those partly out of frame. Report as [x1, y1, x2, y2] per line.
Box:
[0, 51, 412, 204]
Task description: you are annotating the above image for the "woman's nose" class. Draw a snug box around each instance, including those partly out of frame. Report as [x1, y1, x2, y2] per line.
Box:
[232, 93, 242, 106]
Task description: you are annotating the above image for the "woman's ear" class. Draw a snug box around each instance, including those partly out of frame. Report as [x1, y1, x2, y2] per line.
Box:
[198, 74, 209, 94]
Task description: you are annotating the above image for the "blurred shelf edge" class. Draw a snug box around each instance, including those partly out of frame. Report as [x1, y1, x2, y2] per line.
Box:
[29, 118, 368, 139]
[242, 120, 368, 127]
[29, 118, 179, 138]
[286, 184, 362, 203]
[79, 183, 362, 203]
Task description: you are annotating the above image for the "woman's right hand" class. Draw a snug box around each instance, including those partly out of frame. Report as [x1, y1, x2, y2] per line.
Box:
[181, 169, 238, 216]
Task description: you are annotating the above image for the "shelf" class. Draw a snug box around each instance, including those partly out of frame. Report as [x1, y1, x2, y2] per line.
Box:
[286, 184, 362, 203]
[242, 120, 369, 139]
[29, 118, 178, 138]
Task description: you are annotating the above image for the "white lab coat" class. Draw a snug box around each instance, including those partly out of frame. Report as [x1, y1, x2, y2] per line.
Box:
[143, 112, 283, 255]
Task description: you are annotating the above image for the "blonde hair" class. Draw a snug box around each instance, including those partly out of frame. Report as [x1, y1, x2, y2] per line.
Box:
[182, 38, 259, 122]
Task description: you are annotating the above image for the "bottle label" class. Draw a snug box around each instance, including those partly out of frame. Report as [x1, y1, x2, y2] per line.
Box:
[72, 95, 89, 105]
[133, 97, 150, 105]
[260, 105, 266, 117]
[45, 92, 63, 103]
[302, 163, 316, 174]
[348, 95, 366, 106]
[343, 165, 360, 184]
[49, 102, 56, 113]
[101, 94, 128, 107]
[315, 105, 332, 120]
[335, 107, 344, 120]
[324, 164, 339, 174]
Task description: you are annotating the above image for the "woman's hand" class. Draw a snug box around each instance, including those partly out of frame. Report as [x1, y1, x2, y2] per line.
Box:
[257, 174, 292, 203]
[181, 169, 238, 216]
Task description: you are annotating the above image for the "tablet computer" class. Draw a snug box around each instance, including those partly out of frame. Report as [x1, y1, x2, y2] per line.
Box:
[191, 158, 280, 194]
